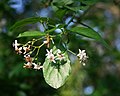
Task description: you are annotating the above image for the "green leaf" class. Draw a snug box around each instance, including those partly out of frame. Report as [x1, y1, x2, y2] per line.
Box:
[70, 26, 110, 49]
[17, 31, 46, 38]
[43, 46, 71, 89]
[79, 0, 98, 5]
[84, 0, 98, 5]
[65, 6, 81, 12]
[46, 27, 56, 33]
[52, 0, 73, 6]
[55, 9, 67, 20]
[10, 17, 48, 31]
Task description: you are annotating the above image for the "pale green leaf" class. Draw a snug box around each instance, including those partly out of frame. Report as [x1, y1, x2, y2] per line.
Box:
[43, 46, 71, 89]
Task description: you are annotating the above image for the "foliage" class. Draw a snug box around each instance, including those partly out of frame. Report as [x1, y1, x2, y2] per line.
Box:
[0, 0, 120, 96]
[10, 0, 108, 89]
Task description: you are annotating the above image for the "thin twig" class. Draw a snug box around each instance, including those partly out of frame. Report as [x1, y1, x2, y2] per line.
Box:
[67, 49, 76, 56]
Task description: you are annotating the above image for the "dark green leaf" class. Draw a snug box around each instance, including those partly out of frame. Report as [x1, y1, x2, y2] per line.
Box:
[70, 26, 110, 49]
[43, 46, 71, 89]
[52, 0, 73, 6]
[17, 31, 46, 38]
[10, 17, 48, 31]
[55, 9, 67, 19]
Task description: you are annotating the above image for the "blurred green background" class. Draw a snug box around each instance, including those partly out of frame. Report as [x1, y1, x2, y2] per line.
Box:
[0, 0, 120, 96]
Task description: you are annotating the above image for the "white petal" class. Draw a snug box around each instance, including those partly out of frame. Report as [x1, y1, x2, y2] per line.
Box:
[23, 47, 27, 50]
[15, 40, 17, 44]
[50, 49, 53, 53]
[57, 49, 61, 53]
[43, 40, 48, 44]
[81, 50, 85, 53]
[46, 49, 49, 53]
[52, 60, 56, 63]
[78, 49, 82, 53]
[19, 47, 22, 50]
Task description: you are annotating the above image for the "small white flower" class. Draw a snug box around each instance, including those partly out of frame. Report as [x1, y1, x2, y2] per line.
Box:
[23, 45, 30, 54]
[77, 49, 88, 63]
[46, 49, 53, 58]
[32, 63, 43, 70]
[13, 40, 23, 54]
[18, 47, 22, 54]
[13, 40, 20, 50]
[50, 54, 56, 63]
[46, 49, 56, 63]
[15, 47, 22, 54]
[56, 49, 65, 61]
[24, 54, 32, 62]
[23, 62, 32, 68]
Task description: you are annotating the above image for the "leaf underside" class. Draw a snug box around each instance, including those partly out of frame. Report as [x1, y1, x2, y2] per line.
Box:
[43, 46, 71, 89]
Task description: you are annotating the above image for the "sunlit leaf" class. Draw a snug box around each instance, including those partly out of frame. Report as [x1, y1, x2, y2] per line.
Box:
[70, 26, 110, 49]
[17, 31, 46, 38]
[43, 46, 71, 89]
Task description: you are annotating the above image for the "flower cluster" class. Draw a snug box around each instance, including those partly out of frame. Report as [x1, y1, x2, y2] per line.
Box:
[24, 54, 43, 70]
[13, 40, 43, 70]
[77, 49, 88, 66]
[13, 39, 88, 70]
[46, 49, 65, 63]
[13, 40, 30, 54]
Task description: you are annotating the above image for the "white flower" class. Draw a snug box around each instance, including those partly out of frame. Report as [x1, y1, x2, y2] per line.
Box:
[46, 49, 56, 63]
[46, 49, 53, 58]
[13, 40, 20, 50]
[32, 63, 43, 70]
[50, 54, 56, 63]
[17, 47, 22, 54]
[23, 45, 30, 54]
[56, 49, 65, 61]
[23, 62, 32, 68]
[24, 54, 32, 62]
[13, 40, 23, 54]
[77, 49, 88, 63]
[15, 47, 22, 54]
